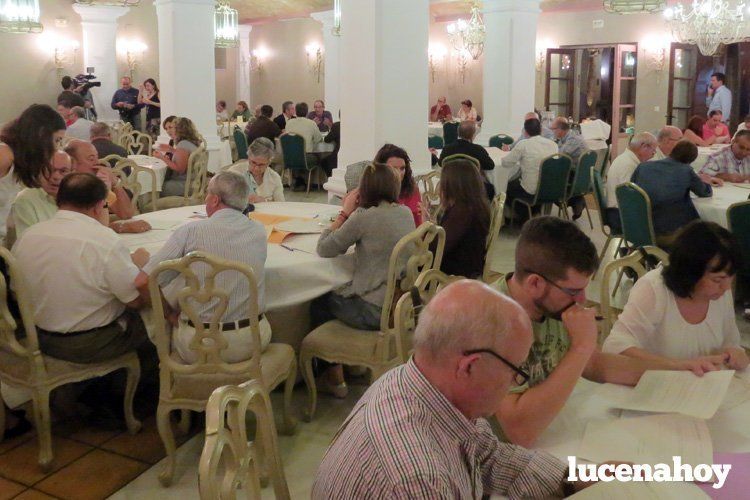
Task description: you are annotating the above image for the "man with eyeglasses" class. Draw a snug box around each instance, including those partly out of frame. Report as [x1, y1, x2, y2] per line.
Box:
[491, 216, 647, 447]
[313, 280, 591, 498]
[603, 131, 657, 234]
[652, 125, 683, 161]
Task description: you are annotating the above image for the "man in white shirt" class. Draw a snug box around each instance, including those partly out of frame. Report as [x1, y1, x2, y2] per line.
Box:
[13, 172, 151, 363]
[501, 118, 558, 207]
[652, 126, 682, 161]
[706, 72, 732, 123]
[64, 106, 94, 141]
[604, 132, 657, 232]
[284, 102, 323, 189]
[135, 171, 270, 363]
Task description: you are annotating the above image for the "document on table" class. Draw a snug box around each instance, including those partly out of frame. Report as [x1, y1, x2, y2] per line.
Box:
[142, 219, 183, 230]
[569, 481, 709, 499]
[578, 414, 712, 467]
[610, 370, 734, 419]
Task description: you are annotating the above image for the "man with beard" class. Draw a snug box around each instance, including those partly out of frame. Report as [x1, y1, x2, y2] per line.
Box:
[491, 216, 648, 447]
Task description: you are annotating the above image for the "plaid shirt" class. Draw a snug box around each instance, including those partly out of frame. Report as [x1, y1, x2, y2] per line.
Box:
[700, 146, 750, 177]
[312, 358, 568, 499]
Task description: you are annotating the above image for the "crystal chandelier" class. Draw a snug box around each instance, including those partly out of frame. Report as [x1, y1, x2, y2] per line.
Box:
[0, 0, 42, 33]
[214, 0, 238, 48]
[332, 0, 341, 36]
[446, 1, 485, 61]
[665, 0, 748, 56]
[603, 0, 666, 13]
[73, 0, 140, 6]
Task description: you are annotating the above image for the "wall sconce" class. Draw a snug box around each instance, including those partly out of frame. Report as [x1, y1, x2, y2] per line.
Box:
[455, 48, 470, 85]
[125, 40, 147, 79]
[305, 42, 323, 83]
[39, 35, 78, 73]
[250, 46, 269, 74]
[535, 38, 554, 82]
[428, 43, 447, 84]
[642, 35, 670, 81]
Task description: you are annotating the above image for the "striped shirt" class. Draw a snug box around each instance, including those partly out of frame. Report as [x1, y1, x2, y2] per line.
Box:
[142, 208, 267, 321]
[312, 358, 568, 499]
[700, 146, 750, 178]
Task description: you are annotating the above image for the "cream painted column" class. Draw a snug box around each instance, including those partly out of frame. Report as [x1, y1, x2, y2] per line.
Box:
[326, 0, 429, 200]
[236, 25, 252, 106]
[155, 0, 222, 168]
[310, 10, 340, 119]
[72, 4, 130, 123]
[476, 0, 541, 146]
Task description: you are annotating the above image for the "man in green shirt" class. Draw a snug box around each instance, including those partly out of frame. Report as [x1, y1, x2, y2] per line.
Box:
[492, 216, 647, 447]
[11, 150, 71, 239]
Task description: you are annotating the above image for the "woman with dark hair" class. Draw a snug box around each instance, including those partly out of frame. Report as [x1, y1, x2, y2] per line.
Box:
[154, 117, 201, 197]
[310, 163, 415, 397]
[0, 104, 65, 439]
[138, 78, 161, 139]
[433, 158, 491, 278]
[603, 220, 748, 374]
[373, 143, 422, 226]
[683, 115, 719, 147]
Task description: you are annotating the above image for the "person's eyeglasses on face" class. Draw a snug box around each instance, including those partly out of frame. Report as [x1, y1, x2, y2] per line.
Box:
[463, 348, 530, 386]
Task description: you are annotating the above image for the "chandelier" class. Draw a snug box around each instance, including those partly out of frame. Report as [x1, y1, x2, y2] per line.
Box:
[665, 0, 748, 56]
[0, 0, 42, 33]
[73, 0, 140, 6]
[214, 0, 238, 48]
[446, 1, 485, 60]
[603, 0, 666, 14]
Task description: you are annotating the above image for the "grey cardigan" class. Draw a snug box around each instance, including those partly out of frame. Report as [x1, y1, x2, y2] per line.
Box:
[317, 202, 415, 307]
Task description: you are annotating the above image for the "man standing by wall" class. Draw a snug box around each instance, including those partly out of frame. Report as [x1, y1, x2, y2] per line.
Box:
[706, 72, 732, 124]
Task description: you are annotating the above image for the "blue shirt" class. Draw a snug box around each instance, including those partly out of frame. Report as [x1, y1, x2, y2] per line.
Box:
[110, 87, 142, 111]
[706, 85, 732, 122]
[631, 158, 712, 236]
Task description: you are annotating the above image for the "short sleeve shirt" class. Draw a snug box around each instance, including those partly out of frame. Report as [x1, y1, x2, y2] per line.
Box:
[492, 275, 571, 392]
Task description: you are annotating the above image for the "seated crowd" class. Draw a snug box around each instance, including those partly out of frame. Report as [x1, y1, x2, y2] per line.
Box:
[2, 98, 750, 499]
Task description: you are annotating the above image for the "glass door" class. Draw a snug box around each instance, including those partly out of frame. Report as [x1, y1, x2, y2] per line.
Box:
[545, 48, 576, 119]
[667, 43, 698, 128]
[611, 43, 638, 158]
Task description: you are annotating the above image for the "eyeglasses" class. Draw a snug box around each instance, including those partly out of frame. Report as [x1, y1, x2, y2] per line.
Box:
[523, 269, 586, 298]
[464, 348, 529, 386]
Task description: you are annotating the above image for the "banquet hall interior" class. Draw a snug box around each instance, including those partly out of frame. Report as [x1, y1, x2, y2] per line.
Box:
[2, 0, 750, 498]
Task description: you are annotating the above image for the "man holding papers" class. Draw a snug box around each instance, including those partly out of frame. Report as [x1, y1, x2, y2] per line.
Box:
[491, 217, 649, 447]
[603, 221, 748, 372]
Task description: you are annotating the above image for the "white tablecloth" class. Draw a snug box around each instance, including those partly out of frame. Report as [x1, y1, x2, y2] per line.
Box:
[536, 375, 750, 462]
[693, 145, 728, 172]
[693, 183, 750, 228]
[433, 147, 510, 194]
[579, 119, 611, 151]
[428, 122, 444, 137]
[128, 155, 168, 193]
[120, 202, 354, 310]
[208, 140, 233, 174]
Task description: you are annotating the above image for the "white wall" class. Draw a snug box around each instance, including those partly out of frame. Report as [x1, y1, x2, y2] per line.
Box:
[535, 9, 672, 135]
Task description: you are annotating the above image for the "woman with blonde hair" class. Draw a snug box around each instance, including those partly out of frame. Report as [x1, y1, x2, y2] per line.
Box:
[154, 117, 201, 197]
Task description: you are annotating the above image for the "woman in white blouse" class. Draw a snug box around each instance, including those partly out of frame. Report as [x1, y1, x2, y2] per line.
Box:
[603, 221, 749, 375]
[457, 99, 478, 122]
[230, 137, 284, 203]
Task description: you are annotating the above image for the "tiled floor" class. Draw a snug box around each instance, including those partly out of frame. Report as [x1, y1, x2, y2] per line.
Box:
[3, 193, 750, 499]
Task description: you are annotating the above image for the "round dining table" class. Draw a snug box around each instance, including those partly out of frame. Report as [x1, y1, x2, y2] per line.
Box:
[119, 201, 354, 349]
[693, 183, 750, 228]
[128, 154, 168, 194]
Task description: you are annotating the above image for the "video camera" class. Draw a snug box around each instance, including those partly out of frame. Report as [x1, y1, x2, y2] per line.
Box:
[73, 73, 101, 95]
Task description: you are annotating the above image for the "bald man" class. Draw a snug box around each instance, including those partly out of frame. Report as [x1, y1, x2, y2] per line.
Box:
[313, 280, 587, 498]
[653, 125, 683, 160]
[510, 111, 555, 149]
[64, 140, 150, 234]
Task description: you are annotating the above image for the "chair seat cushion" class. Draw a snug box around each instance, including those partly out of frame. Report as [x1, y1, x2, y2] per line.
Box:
[301, 320, 396, 365]
[0, 346, 137, 387]
[169, 343, 294, 401]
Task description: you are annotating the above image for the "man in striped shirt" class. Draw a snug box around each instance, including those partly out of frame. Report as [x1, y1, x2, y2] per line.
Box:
[313, 280, 581, 499]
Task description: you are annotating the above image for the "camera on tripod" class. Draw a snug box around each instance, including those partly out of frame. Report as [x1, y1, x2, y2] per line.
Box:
[73, 73, 102, 95]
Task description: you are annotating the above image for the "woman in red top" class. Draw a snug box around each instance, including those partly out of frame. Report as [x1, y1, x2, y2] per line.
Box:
[373, 144, 422, 227]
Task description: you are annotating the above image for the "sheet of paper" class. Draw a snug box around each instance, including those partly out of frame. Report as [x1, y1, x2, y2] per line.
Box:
[611, 370, 734, 419]
[578, 414, 713, 467]
[143, 219, 183, 231]
[569, 480, 709, 499]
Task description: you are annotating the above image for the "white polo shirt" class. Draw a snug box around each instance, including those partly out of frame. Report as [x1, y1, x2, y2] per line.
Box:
[12, 210, 140, 332]
[605, 149, 642, 208]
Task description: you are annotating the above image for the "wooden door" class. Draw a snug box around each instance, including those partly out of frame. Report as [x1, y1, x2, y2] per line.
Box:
[667, 43, 698, 128]
[545, 48, 576, 119]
